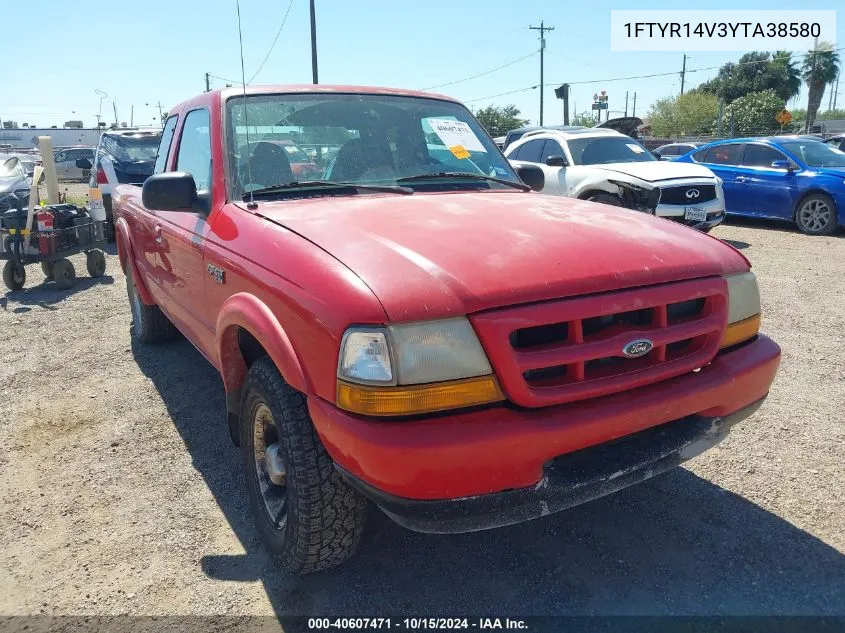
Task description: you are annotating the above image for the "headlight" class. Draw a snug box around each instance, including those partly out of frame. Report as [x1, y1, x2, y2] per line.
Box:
[337, 317, 503, 416]
[721, 272, 761, 349]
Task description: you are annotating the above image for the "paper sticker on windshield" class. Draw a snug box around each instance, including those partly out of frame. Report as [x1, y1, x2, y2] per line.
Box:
[427, 118, 485, 152]
[450, 145, 471, 160]
[626, 143, 645, 153]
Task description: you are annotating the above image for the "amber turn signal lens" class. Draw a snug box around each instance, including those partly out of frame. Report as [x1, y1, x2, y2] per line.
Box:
[337, 375, 505, 416]
[720, 314, 761, 349]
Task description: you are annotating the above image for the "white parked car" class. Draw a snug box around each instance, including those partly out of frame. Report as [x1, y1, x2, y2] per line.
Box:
[505, 128, 726, 231]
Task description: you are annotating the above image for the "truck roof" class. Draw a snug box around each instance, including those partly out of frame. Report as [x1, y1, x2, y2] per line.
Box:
[172, 84, 459, 113]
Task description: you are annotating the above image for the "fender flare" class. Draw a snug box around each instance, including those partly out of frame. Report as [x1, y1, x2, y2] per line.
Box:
[216, 293, 310, 397]
[114, 217, 155, 306]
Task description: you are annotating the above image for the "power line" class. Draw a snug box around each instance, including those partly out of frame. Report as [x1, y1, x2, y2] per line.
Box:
[464, 85, 538, 104]
[247, 0, 296, 84]
[420, 51, 539, 91]
[209, 73, 242, 86]
[549, 47, 845, 88]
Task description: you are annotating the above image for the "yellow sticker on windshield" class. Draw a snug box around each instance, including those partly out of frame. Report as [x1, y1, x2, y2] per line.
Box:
[450, 145, 471, 159]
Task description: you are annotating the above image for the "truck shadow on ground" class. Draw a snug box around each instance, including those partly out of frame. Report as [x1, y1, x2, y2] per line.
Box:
[132, 337, 845, 617]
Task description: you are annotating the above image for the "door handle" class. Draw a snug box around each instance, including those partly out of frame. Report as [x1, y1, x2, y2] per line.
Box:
[154, 225, 162, 244]
[735, 176, 747, 183]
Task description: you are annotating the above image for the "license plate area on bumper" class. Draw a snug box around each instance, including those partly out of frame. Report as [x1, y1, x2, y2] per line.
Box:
[685, 207, 708, 221]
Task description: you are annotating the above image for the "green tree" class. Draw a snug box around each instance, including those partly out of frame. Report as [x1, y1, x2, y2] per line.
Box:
[570, 111, 597, 127]
[698, 51, 802, 103]
[719, 89, 784, 136]
[801, 43, 841, 130]
[473, 104, 529, 136]
[648, 91, 719, 137]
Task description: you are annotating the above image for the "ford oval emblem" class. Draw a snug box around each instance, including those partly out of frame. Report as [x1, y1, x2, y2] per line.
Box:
[622, 338, 654, 358]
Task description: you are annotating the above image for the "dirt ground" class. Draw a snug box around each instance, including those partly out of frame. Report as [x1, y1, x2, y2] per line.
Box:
[0, 218, 843, 621]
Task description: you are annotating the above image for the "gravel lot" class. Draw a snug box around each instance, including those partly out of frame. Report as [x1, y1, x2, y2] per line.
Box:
[1, 218, 843, 621]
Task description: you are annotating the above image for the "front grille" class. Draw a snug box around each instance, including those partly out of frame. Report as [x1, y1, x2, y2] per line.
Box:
[470, 278, 728, 408]
[659, 184, 716, 205]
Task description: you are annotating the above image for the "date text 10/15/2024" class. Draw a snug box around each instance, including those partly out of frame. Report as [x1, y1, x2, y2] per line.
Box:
[307, 618, 528, 630]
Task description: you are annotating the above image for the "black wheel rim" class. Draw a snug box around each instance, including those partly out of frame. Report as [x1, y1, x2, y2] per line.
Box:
[252, 403, 287, 529]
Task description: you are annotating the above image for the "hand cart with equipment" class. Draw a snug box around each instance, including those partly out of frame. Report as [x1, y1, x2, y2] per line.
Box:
[1, 193, 107, 291]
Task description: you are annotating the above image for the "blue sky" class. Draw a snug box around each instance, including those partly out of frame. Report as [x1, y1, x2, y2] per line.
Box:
[2, 0, 842, 129]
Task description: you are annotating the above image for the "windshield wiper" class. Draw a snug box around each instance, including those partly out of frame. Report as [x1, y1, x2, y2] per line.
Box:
[396, 172, 530, 191]
[243, 180, 413, 200]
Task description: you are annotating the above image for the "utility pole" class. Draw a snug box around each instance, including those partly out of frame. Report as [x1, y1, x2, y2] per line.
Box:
[625, 91, 629, 117]
[112, 101, 118, 128]
[130, 105, 134, 127]
[632, 92, 637, 117]
[680, 53, 687, 95]
[205, 72, 211, 92]
[310, 0, 319, 84]
[529, 21, 554, 126]
[833, 76, 840, 111]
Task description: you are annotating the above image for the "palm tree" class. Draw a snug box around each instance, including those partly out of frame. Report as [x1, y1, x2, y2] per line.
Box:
[771, 50, 802, 102]
[802, 42, 841, 131]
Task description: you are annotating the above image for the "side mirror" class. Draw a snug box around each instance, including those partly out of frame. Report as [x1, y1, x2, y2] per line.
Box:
[771, 159, 796, 171]
[76, 158, 93, 169]
[545, 155, 568, 167]
[515, 165, 545, 192]
[142, 171, 199, 211]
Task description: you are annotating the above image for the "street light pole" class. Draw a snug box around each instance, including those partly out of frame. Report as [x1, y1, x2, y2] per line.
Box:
[94, 89, 108, 128]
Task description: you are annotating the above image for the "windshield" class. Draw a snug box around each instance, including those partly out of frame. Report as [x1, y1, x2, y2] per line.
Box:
[101, 133, 161, 163]
[226, 93, 518, 198]
[567, 135, 656, 166]
[780, 140, 845, 168]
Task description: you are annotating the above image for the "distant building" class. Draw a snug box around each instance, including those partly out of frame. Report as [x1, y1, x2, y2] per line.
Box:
[0, 127, 102, 149]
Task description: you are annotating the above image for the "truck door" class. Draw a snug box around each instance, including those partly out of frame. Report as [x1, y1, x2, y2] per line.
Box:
[152, 107, 216, 351]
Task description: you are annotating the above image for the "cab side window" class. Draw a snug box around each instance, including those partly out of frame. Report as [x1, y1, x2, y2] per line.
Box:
[540, 139, 565, 163]
[514, 139, 544, 163]
[742, 144, 786, 168]
[154, 115, 179, 175]
[175, 109, 211, 190]
[703, 144, 743, 165]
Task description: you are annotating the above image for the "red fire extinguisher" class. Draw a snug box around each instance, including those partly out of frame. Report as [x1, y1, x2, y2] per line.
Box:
[37, 209, 55, 255]
[36, 210, 54, 232]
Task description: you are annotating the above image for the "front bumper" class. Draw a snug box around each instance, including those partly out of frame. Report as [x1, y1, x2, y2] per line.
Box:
[309, 334, 780, 504]
[339, 397, 765, 533]
[655, 198, 726, 230]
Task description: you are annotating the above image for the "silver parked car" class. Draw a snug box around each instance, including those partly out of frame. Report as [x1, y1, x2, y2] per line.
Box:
[54, 146, 96, 182]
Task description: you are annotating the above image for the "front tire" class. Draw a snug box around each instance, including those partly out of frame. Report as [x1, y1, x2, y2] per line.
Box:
[126, 269, 177, 343]
[240, 357, 369, 574]
[795, 193, 837, 235]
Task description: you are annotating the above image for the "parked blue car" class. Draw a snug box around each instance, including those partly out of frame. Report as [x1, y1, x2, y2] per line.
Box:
[675, 136, 845, 235]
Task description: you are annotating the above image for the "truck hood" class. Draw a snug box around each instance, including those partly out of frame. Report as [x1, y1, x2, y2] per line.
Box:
[246, 192, 748, 321]
[591, 160, 716, 183]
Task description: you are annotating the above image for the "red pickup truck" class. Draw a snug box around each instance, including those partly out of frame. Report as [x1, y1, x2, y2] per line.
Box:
[113, 85, 780, 574]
